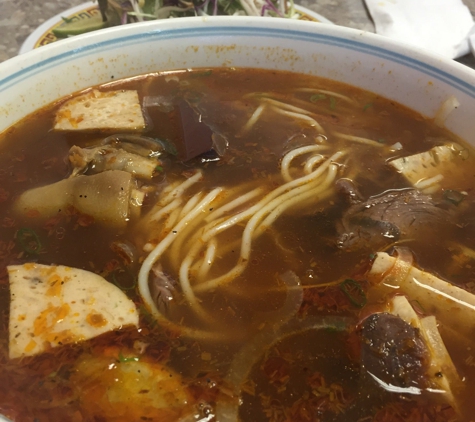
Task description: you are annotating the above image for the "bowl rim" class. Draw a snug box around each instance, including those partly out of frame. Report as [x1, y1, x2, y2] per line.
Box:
[18, 3, 334, 55]
[2, 16, 475, 99]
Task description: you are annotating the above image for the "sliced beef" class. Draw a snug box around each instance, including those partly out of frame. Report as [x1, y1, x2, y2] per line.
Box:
[336, 186, 454, 251]
[360, 313, 429, 389]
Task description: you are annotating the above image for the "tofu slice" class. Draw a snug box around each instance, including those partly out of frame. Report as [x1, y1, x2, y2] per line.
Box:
[54, 89, 146, 131]
[389, 296, 460, 408]
[368, 252, 475, 340]
[8, 263, 139, 359]
[388, 143, 472, 193]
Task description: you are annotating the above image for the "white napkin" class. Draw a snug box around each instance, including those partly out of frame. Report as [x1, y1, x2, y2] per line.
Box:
[364, 0, 474, 59]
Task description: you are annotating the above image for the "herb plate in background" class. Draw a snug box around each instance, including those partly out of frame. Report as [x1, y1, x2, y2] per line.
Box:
[19, 1, 332, 54]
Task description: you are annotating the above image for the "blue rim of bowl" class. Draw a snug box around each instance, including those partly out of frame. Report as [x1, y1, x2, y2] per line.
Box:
[5, 21, 475, 99]
[19, 2, 333, 54]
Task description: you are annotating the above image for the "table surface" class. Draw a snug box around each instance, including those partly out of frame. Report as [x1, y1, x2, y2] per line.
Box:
[1, 0, 475, 68]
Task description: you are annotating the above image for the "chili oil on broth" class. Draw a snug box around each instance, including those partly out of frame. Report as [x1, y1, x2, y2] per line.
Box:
[0, 68, 474, 421]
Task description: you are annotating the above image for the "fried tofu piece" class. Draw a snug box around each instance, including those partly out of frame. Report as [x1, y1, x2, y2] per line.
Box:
[8, 263, 139, 359]
[54, 89, 145, 131]
[388, 143, 473, 193]
[368, 251, 475, 340]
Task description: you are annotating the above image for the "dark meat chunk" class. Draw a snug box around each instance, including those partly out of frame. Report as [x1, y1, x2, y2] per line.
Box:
[360, 313, 429, 389]
[177, 100, 214, 161]
[336, 178, 364, 205]
[149, 264, 178, 314]
[337, 188, 453, 250]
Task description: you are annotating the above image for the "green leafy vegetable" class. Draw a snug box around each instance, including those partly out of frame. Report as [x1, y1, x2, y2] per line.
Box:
[53, 10, 119, 38]
[102, 0, 307, 26]
[339, 279, 367, 308]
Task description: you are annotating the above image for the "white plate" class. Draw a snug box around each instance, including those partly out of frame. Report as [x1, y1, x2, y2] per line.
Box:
[19, 2, 333, 54]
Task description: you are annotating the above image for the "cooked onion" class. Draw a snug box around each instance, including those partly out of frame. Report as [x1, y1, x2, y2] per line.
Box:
[254, 271, 304, 326]
[434, 95, 460, 127]
[215, 316, 352, 422]
[382, 246, 414, 288]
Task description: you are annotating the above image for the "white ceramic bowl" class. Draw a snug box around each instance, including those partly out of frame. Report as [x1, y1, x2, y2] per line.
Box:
[1, 16, 475, 422]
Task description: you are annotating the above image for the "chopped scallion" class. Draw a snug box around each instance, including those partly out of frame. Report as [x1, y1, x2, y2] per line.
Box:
[310, 93, 326, 103]
[329, 96, 337, 110]
[118, 351, 139, 363]
[339, 279, 367, 308]
[16, 228, 42, 255]
[112, 270, 137, 291]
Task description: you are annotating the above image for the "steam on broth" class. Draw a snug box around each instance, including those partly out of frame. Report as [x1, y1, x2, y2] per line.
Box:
[1, 68, 475, 422]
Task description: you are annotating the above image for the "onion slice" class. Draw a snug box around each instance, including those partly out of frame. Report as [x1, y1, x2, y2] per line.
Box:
[434, 95, 460, 127]
[215, 316, 352, 422]
[254, 270, 304, 327]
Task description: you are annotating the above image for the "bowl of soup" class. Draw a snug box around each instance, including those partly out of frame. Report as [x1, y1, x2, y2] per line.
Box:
[1, 16, 475, 422]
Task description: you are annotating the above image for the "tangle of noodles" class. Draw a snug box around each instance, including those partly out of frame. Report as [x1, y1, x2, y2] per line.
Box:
[137, 144, 345, 334]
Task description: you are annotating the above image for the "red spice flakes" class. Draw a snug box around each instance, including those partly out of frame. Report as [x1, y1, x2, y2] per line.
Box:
[262, 356, 291, 391]
[372, 402, 457, 422]
[102, 259, 121, 276]
[1, 217, 15, 228]
[12, 152, 25, 162]
[25, 209, 40, 218]
[43, 215, 64, 232]
[0, 240, 16, 261]
[13, 173, 27, 183]
[187, 371, 221, 404]
[299, 286, 352, 315]
[77, 214, 94, 227]
[0, 188, 9, 202]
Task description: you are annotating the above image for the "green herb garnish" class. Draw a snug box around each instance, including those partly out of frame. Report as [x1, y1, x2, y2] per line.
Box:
[329, 96, 337, 110]
[112, 270, 137, 291]
[16, 228, 42, 255]
[339, 279, 367, 308]
[192, 70, 213, 78]
[310, 94, 326, 103]
[118, 351, 139, 363]
[363, 103, 373, 111]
